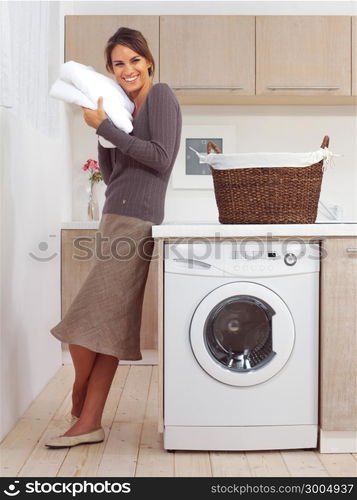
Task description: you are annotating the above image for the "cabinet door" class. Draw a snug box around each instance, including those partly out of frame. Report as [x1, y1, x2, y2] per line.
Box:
[160, 16, 255, 95]
[256, 16, 351, 96]
[65, 16, 159, 82]
[352, 17, 357, 96]
[320, 238, 357, 431]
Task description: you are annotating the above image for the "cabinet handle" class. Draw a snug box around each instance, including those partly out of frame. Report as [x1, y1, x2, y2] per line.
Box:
[172, 86, 244, 90]
[267, 86, 340, 91]
[346, 248, 357, 254]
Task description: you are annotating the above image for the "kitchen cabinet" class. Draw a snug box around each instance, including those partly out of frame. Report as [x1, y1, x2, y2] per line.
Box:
[159, 16, 255, 96]
[64, 15, 356, 104]
[65, 16, 159, 82]
[319, 237, 357, 451]
[61, 229, 158, 351]
[256, 16, 351, 97]
[352, 17, 357, 96]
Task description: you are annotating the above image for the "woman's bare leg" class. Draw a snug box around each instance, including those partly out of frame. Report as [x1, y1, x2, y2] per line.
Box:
[68, 344, 98, 417]
[64, 352, 119, 436]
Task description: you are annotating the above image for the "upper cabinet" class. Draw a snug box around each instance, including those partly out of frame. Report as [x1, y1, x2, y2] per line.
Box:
[352, 17, 357, 96]
[159, 16, 255, 96]
[64, 15, 356, 104]
[65, 16, 159, 82]
[256, 16, 351, 96]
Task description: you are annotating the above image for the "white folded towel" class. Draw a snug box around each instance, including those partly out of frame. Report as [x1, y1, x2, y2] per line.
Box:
[49, 61, 134, 148]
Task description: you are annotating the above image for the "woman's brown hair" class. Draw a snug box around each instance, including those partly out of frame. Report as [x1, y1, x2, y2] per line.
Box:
[104, 27, 155, 78]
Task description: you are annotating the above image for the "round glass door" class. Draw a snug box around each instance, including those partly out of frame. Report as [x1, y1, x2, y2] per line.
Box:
[204, 295, 275, 372]
[190, 282, 295, 386]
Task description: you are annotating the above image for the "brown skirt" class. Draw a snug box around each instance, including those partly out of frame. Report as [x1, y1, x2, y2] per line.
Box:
[50, 213, 154, 360]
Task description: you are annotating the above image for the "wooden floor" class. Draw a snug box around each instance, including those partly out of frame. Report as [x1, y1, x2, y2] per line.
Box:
[1, 364, 356, 477]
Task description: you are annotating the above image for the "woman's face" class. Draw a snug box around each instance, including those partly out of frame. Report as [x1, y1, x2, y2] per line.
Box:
[111, 44, 152, 96]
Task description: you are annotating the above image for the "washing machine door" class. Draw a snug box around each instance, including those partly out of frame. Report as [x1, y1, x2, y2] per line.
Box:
[190, 281, 295, 386]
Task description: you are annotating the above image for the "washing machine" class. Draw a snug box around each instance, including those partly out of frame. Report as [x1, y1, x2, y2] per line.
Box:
[163, 240, 320, 451]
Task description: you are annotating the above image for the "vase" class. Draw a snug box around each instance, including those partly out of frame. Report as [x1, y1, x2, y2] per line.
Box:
[87, 182, 99, 220]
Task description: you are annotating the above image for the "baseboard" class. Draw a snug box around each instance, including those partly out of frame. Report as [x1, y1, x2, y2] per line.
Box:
[61, 345, 158, 365]
[319, 429, 357, 453]
[164, 425, 318, 451]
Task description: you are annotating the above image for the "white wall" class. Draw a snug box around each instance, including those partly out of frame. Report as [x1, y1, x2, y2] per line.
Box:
[0, 1, 73, 441]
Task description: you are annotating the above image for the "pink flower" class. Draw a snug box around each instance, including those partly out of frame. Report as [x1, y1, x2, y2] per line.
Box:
[81, 159, 102, 183]
[82, 159, 99, 170]
[89, 159, 99, 170]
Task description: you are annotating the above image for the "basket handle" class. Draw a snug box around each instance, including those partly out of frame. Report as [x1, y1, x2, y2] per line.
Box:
[320, 136, 329, 148]
[207, 141, 222, 154]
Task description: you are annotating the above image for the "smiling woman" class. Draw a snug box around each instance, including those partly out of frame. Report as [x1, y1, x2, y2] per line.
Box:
[47, 26, 182, 449]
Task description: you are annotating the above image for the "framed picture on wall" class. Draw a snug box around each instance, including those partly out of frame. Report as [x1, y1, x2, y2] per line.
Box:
[172, 125, 236, 189]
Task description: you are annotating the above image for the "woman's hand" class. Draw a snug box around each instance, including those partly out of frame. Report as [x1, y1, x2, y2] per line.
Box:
[82, 96, 108, 129]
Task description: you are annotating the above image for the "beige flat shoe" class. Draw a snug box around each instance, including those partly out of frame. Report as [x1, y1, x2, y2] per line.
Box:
[45, 427, 105, 448]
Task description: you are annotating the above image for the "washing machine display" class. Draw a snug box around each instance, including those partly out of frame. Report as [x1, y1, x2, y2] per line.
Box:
[190, 281, 295, 386]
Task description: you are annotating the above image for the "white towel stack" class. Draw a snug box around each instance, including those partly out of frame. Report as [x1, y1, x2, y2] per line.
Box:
[49, 61, 134, 148]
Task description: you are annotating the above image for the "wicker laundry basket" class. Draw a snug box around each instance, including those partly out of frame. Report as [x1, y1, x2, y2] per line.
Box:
[206, 136, 329, 224]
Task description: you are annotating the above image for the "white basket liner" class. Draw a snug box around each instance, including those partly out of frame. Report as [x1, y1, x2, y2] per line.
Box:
[192, 147, 339, 169]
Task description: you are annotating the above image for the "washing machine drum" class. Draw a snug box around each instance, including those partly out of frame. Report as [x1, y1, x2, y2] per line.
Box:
[206, 295, 275, 370]
[190, 282, 295, 387]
